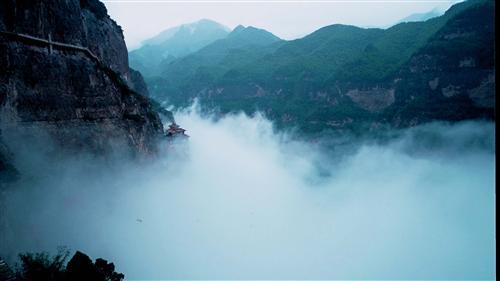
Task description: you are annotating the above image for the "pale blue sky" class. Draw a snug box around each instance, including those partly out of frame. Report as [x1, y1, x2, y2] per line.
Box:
[103, 0, 461, 50]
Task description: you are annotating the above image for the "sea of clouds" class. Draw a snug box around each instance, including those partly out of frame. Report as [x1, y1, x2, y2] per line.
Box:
[0, 107, 495, 280]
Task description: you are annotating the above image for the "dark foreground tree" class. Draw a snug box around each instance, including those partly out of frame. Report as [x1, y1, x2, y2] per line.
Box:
[65, 251, 124, 281]
[10, 249, 124, 281]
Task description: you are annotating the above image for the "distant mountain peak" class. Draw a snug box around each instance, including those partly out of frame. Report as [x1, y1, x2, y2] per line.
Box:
[141, 19, 229, 47]
[197, 18, 217, 23]
[398, 7, 443, 23]
[231, 25, 267, 33]
[129, 19, 231, 76]
[228, 25, 281, 43]
[197, 18, 228, 27]
[233, 24, 246, 33]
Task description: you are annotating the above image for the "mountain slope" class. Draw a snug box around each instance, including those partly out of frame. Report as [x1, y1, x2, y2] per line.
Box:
[398, 8, 443, 23]
[129, 19, 230, 77]
[149, 25, 283, 104]
[148, 0, 494, 135]
[383, 0, 495, 126]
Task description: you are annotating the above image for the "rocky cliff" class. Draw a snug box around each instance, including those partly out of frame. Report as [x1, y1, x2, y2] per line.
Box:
[0, 0, 165, 158]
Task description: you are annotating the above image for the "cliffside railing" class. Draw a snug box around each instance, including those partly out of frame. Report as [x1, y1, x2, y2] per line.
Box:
[0, 29, 163, 126]
[0, 30, 101, 63]
[0, 30, 138, 95]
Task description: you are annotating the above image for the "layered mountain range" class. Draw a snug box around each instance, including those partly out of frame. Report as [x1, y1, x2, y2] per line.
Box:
[129, 19, 230, 77]
[0, 0, 169, 177]
[398, 8, 443, 24]
[140, 0, 494, 135]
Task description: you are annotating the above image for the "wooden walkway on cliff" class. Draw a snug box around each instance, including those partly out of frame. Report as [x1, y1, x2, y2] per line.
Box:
[0, 30, 143, 101]
[0, 30, 101, 63]
[0, 29, 164, 127]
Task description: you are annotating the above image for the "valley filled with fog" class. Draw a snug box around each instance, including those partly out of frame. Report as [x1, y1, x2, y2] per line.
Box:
[1, 107, 495, 280]
[0, 1, 495, 280]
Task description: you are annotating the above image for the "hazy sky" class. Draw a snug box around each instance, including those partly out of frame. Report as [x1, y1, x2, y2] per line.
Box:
[103, 0, 461, 50]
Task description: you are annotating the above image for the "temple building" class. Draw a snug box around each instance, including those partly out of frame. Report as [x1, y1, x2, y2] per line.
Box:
[166, 122, 188, 139]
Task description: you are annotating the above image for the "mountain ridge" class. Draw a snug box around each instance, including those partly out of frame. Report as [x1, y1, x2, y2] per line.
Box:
[145, 0, 494, 135]
[142, 19, 230, 47]
[398, 8, 443, 23]
[129, 19, 230, 77]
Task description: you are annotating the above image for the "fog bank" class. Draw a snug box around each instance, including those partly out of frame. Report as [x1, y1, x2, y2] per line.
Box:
[0, 108, 495, 280]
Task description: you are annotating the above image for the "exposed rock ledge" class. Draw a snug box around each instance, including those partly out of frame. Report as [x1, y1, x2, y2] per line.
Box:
[346, 87, 395, 112]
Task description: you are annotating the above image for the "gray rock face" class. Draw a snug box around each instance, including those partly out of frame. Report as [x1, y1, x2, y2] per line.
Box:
[129, 68, 150, 97]
[0, 0, 129, 77]
[346, 88, 395, 112]
[0, 0, 164, 157]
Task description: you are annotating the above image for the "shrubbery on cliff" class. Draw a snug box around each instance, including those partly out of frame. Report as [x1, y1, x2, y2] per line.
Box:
[13, 248, 124, 281]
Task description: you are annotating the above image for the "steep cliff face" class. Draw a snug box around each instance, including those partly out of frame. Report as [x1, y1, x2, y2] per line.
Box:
[0, 0, 164, 157]
[129, 68, 150, 97]
[0, 0, 129, 77]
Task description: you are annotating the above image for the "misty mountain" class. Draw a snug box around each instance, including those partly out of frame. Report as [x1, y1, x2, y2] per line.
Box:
[146, 25, 283, 100]
[225, 25, 282, 47]
[398, 8, 443, 23]
[171, 24, 281, 66]
[147, 0, 494, 135]
[0, 0, 495, 279]
[129, 19, 230, 77]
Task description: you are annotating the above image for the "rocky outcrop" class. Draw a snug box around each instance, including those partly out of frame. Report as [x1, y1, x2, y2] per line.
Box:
[0, 0, 165, 157]
[346, 87, 395, 112]
[468, 73, 495, 107]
